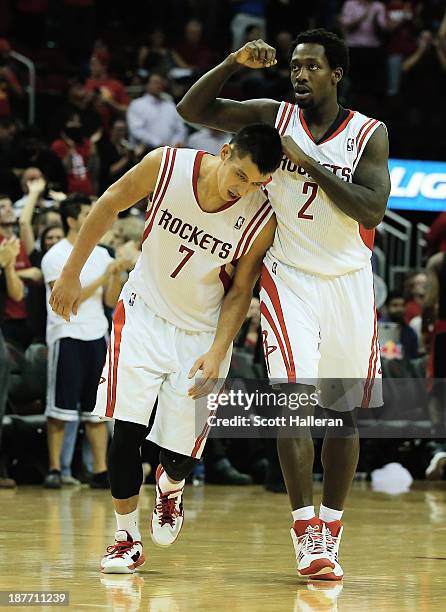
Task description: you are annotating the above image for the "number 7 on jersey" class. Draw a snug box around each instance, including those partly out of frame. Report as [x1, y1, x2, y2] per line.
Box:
[170, 245, 195, 278]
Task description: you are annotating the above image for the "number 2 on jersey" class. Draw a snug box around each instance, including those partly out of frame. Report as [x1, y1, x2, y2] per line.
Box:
[170, 245, 195, 278]
[298, 181, 318, 220]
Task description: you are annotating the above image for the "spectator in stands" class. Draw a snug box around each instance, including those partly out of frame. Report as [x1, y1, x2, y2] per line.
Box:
[400, 29, 446, 157]
[381, 290, 419, 360]
[404, 269, 427, 324]
[13, 168, 65, 216]
[96, 119, 145, 194]
[137, 29, 177, 77]
[85, 52, 130, 132]
[13, 127, 67, 193]
[0, 236, 24, 488]
[426, 211, 446, 254]
[0, 117, 21, 201]
[0, 38, 24, 118]
[0, 195, 42, 349]
[174, 19, 214, 73]
[385, 1, 421, 96]
[423, 250, 446, 437]
[51, 113, 101, 195]
[55, 81, 102, 140]
[230, 0, 267, 51]
[127, 73, 187, 149]
[27, 224, 64, 344]
[41, 193, 125, 489]
[339, 0, 387, 104]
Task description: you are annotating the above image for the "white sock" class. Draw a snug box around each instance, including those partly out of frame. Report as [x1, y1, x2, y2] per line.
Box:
[292, 505, 315, 522]
[319, 504, 343, 523]
[115, 509, 140, 541]
[159, 470, 185, 494]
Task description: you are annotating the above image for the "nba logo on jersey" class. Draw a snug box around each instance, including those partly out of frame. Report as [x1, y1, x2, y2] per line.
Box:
[347, 138, 355, 152]
[272, 262, 277, 275]
[129, 292, 137, 306]
[234, 216, 245, 230]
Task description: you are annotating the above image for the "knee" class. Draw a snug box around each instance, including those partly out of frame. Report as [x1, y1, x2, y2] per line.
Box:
[324, 408, 358, 438]
[160, 448, 198, 481]
[110, 420, 148, 454]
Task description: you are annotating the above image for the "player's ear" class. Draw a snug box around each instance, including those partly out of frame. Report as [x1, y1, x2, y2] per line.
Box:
[220, 143, 232, 161]
[333, 67, 343, 85]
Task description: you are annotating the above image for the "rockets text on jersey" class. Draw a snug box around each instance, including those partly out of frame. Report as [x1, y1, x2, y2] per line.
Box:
[267, 102, 384, 277]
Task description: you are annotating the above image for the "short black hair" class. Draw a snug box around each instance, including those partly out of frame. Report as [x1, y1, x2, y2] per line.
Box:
[59, 193, 90, 234]
[292, 29, 349, 77]
[229, 124, 282, 174]
[386, 290, 405, 305]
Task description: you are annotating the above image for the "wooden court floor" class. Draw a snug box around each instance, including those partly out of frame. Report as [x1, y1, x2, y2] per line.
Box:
[1, 482, 446, 611]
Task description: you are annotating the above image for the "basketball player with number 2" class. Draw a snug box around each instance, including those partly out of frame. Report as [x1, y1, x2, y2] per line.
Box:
[178, 29, 391, 580]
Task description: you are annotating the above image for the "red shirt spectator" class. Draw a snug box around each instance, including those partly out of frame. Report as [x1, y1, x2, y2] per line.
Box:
[51, 138, 93, 194]
[0, 237, 30, 320]
[174, 19, 214, 70]
[85, 53, 129, 131]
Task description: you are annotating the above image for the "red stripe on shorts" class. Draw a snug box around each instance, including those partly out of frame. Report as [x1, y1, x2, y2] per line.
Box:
[106, 300, 126, 418]
[361, 306, 378, 408]
[260, 265, 296, 383]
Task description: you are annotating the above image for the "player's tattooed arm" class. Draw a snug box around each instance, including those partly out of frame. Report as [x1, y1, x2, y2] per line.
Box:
[49, 148, 164, 321]
[282, 125, 391, 229]
[188, 214, 277, 399]
[177, 40, 279, 133]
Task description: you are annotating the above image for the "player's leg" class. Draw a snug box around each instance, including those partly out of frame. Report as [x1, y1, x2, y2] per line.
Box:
[93, 290, 169, 572]
[316, 264, 380, 581]
[147, 327, 232, 546]
[259, 261, 333, 577]
[44, 339, 83, 489]
[100, 419, 149, 574]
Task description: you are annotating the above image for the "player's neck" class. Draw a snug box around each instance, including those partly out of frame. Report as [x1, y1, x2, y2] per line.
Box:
[197, 155, 227, 212]
[66, 230, 77, 245]
[301, 97, 339, 129]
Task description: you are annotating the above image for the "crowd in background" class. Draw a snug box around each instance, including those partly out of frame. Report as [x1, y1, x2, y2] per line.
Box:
[1, 0, 446, 490]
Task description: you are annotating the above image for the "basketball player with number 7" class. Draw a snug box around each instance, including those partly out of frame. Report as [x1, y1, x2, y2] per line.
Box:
[177, 29, 391, 580]
[49, 123, 283, 573]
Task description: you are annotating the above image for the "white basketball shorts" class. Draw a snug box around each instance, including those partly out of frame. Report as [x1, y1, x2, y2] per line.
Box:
[93, 284, 232, 458]
[259, 253, 382, 409]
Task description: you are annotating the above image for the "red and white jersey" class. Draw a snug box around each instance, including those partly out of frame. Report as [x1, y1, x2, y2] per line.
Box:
[128, 147, 273, 332]
[268, 102, 384, 277]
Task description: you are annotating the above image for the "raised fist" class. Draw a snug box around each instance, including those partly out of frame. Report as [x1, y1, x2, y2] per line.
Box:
[233, 40, 277, 69]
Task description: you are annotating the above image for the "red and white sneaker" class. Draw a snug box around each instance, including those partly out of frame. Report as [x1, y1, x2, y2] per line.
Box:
[100, 530, 145, 574]
[291, 517, 334, 578]
[150, 465, 184, 547]
[312, 520, 344, 581]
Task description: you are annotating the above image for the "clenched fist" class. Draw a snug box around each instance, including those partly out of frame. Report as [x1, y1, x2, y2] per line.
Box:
[233, 39, 277, 69]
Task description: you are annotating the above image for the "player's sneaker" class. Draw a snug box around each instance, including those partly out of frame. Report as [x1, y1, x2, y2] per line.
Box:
[150, 465, 184, 547]
[100, 530, 145, 574]
[312, 520, 344, 581]
[291, 517, 334, 578]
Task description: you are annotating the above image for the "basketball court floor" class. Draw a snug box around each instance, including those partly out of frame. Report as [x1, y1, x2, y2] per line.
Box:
[0, 482, 445, 611]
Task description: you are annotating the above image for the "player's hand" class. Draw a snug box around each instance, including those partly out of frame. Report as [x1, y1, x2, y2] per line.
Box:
[49, 273, 81, 322]
[233, 40, 277, 69]
[188, 349, 225, 399]
[281, 135, 309, 166]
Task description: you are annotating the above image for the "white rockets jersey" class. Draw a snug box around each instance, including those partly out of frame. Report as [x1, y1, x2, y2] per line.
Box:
[268, 101, 384, 277]
[128, 147, 274, 332]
